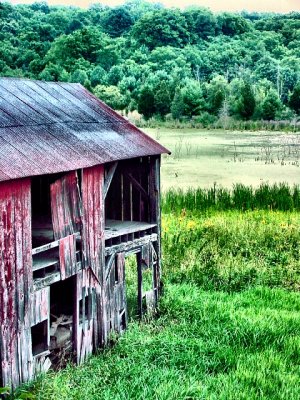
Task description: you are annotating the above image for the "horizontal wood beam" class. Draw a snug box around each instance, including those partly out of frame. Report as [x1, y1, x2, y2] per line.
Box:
[105, 234, 157, 256]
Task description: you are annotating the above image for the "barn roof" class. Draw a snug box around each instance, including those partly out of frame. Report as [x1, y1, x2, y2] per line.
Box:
[0, 78, 169, 182]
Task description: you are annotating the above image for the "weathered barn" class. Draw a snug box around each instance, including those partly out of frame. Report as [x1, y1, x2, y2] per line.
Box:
[0, 78, 169, 388]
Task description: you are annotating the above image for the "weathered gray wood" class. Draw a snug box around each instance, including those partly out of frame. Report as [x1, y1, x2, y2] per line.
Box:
[105, 220, 156, 240]
[105, 253, 116, 281]
[136, 252, 143, 318]
[105, 234, 158, 256]
[32, 232, 80, 255]
[104, 162, 118, 199]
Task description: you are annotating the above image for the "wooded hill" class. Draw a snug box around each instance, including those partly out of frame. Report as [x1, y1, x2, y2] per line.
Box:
[1, 1, 300, 123]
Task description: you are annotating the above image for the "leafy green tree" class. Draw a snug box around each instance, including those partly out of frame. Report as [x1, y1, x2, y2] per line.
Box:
[289, 83, 300, 114]
[132, 9, 190, 49]
[205, 75, 229, 115]
[39, 63, 69, 81]
[90, 66, 107, 87]
[137, 85, 156, 119]
[102, 7, 134, 38]
[46, 28, 107, 71]
[70, 69, 89, 85]
[181, 80, 204, 116]
[261, 90, 282, 120]
[237, 82, 256, 119]
[94, 85, 128, 110]
[184, 7, 216, 41]
[154, 80, 172, 116]
[218, 13, 251, 36]
[107, 65, 124, 86]
[171, 87, 185, 119]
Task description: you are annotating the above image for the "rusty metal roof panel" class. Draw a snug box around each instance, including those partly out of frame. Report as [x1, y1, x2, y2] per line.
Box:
[0, 78, 169, 182]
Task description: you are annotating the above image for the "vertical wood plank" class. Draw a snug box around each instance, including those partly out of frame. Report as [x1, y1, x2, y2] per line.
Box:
[81, 165, 105, 351]
[50, 171, 82, 240]
[0, 178, 32, 388]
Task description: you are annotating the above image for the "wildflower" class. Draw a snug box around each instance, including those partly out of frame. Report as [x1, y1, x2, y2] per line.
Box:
[187, 220, 197, 230]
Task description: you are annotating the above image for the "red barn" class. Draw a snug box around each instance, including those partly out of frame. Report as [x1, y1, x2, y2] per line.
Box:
[0, 78, 169, 388]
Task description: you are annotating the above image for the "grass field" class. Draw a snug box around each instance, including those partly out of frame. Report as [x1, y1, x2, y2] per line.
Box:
[12, 185, 300, 400]
[145, 128, 300, 190]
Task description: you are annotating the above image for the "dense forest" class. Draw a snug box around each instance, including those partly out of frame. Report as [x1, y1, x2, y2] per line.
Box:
[1, 1, 300, 125]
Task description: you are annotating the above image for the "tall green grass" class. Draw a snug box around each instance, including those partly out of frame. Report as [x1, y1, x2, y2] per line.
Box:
[162, 183, 300, 213]
[10, 187, 300, 400]
[162, 210, 300, 292]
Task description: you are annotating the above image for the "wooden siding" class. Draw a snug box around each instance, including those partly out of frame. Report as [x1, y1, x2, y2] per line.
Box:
[0, 178, 33, 387]
[50, 171, 81, 241]
[81, 165, 105, 282]
[81, 165, 105, 348]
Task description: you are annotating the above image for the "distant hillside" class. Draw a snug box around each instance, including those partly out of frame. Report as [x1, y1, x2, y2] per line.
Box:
[1, 1, 300, 123]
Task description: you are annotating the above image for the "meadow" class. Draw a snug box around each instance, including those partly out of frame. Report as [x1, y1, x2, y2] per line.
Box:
[10, 183, 300, 400]
[145, 128, 300, 190]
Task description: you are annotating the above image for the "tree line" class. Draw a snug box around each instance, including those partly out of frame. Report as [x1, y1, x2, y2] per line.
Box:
[1, 1, 300, 124]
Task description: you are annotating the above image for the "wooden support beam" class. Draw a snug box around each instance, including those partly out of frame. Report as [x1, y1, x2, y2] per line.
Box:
[124, 172, 149, 201]
[105, 234, 158, 256]
[104, 162, 118, 198]
[105, 253, 116, 281]
[136, 252, 143, 318]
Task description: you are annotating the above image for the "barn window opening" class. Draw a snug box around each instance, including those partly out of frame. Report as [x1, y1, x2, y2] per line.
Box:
[79, 291, 92, 325]
[49, 277, 75, 365]
[31, 173, 63, 249]
[31, 320, 48, 356]
[124, 254, 138, 320]
[105, 159, 157, 249]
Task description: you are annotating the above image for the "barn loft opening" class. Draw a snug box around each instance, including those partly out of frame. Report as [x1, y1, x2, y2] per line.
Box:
[31, 173, 63, 249]
[105, 159, 148, 223]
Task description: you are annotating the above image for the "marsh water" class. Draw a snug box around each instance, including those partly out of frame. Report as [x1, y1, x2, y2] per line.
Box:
[145, 128, 300, 190]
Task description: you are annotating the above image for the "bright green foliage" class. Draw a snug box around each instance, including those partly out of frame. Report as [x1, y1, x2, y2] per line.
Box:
[162, 183, 300, 213]
[132, 9, 190, 49]
[181, 80, 204, 116]
[94, 85, 128, 110]
[1, 2, 300, 119]
[205, 75, 229, 115]
[261, 90, 283, 120]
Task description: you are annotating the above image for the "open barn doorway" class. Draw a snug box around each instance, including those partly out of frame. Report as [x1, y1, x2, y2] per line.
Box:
[49, 276, 76, 369]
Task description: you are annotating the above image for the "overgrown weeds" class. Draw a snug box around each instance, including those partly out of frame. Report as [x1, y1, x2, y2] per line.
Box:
[162, 183, 300, 213]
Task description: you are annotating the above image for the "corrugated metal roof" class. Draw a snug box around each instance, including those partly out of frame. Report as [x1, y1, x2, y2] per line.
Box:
[0, 78, 170, 182]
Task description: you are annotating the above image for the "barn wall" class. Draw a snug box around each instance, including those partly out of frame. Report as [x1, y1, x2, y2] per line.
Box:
[81, 165, 105, 352]
[0, 178, 33, 387]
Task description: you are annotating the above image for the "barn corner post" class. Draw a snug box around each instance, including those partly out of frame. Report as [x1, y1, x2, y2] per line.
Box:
[149, 155, 162, 306]
[0, 178, 33, 389]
